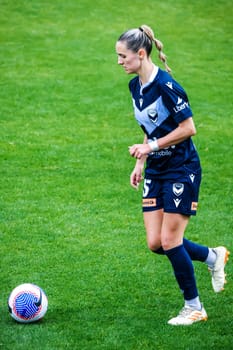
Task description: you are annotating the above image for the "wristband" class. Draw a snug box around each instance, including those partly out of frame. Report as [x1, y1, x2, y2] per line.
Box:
[149, 139, 159, 152]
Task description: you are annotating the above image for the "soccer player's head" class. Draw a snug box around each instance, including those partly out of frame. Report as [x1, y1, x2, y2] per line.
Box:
[116, 25, 171, 73]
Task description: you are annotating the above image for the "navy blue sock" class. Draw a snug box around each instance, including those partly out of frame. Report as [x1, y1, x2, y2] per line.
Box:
[153, 238, 209, 261]
[183, 238, 208, 261]
[164, 244, 199, 300]
[153, 247, 164, 255]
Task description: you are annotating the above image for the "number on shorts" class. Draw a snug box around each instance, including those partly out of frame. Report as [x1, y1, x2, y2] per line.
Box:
[143, 179, 152, 198]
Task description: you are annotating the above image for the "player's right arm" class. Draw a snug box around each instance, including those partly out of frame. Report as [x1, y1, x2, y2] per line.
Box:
[129, 134, 147, 189]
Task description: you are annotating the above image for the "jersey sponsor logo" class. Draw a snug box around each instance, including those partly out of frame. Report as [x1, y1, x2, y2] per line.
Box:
[142, 198, 156, 207]
[166, 81, 173, 89]
[191, 202, 198, 211]
[172, 183, 184, 196]
[147, 108, 158, 124]
[173, 198, 182, 208]
[173, 100, 189, 114]
[156, 149, 172, 156]
[151, 145, 176, 157]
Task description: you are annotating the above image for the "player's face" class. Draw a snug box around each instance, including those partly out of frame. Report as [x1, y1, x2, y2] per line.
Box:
[116, 41, 141, 74]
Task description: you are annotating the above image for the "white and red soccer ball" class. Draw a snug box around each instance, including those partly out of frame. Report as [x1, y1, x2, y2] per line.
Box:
[8, 283, 48, 323]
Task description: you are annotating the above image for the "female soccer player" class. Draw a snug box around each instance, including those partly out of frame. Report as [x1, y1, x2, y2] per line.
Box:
[115, 25, 229, 325]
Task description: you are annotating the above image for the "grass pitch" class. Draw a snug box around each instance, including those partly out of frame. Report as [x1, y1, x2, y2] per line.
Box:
[0, 1, 232, 349]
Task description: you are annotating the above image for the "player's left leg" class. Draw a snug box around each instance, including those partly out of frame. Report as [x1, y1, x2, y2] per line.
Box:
[153, 230, 230, 293]
[161, 212, 207, 325]
[183, 240, 230, 292]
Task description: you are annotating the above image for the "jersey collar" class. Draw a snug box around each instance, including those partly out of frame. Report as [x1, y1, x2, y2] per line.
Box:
[140, 64, 159, 95]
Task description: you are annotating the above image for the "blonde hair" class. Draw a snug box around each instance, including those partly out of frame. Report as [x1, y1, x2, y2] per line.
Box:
[118, 24, 171, 73]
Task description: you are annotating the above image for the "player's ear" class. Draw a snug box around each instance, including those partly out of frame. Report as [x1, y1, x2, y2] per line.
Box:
[138, 48, 146, 60]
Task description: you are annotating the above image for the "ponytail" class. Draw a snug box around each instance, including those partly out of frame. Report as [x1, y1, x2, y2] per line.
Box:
[139, 25, 171, 73]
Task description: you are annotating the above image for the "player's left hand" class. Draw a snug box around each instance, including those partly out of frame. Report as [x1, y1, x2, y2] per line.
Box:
[128, 144, 151, 159]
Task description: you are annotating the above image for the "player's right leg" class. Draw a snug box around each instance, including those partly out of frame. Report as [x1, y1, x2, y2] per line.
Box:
[144, 209, 163, 252]
[142, 178, 164, 252]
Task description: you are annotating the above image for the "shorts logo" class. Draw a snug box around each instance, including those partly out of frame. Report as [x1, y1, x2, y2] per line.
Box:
[173, 183, 184, 196]
[173, 198, 182, 208]
[191, 202, 198, 211]
[143, 198, 156, 207]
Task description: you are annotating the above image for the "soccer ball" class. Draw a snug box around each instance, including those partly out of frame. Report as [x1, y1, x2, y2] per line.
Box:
[8, 283, 48, 323]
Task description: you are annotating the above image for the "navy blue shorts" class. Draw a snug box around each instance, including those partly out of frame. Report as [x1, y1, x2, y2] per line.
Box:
[142, 168, 202, 216]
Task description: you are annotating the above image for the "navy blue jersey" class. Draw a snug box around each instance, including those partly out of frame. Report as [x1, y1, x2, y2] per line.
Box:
[129, 67, 201, 179]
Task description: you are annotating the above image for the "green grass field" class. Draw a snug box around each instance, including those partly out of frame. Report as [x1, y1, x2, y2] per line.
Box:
[0, 0, 232, 349]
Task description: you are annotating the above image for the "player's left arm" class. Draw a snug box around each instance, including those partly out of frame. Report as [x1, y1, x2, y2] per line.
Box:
[129, 117, 196, 159]
[157, 116, 196, 149]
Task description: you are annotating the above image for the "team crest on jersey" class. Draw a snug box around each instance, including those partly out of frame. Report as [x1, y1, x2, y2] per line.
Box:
[147, 108, 158, 124]
[172, 183, 184, 196]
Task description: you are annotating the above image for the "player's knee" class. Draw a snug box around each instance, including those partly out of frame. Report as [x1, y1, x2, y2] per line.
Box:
[161, 237, 182, 251]
[161, 242, 170, 251]
[147, 237, 161, 252]
[161, 237, 172, 251]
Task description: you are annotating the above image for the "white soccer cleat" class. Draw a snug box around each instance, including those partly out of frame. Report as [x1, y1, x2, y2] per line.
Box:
[209, 246, 230, 293]
[168, 305, 208, 326]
